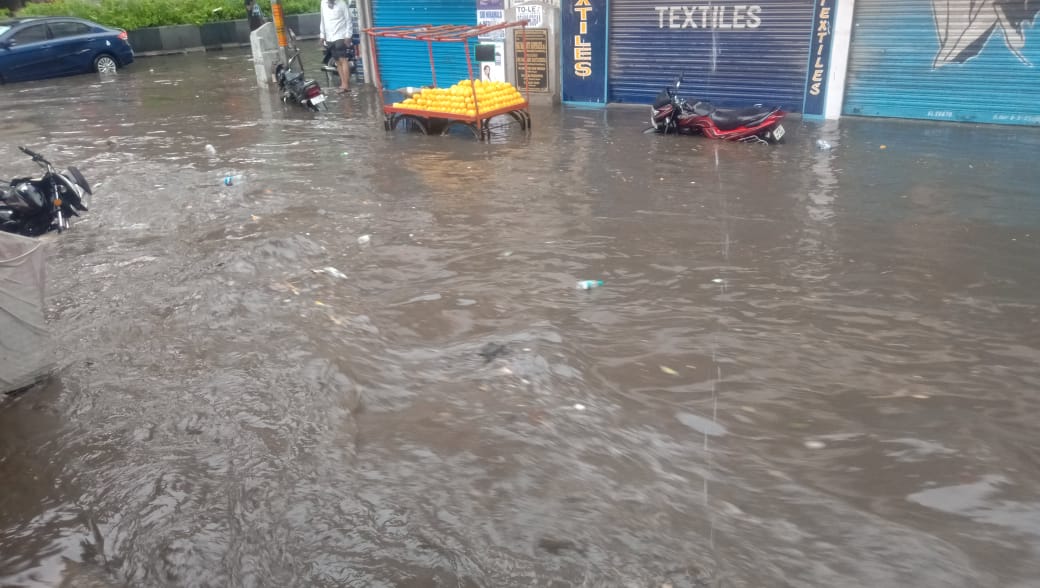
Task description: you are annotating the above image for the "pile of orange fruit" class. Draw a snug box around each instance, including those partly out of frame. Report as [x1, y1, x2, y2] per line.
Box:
[392, 79, 526, 116]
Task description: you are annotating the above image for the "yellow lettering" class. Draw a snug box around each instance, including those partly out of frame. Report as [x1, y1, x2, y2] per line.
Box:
[820, 7, 830, 19]
[575, 62, 591, 77]
[810, 82, 821, 96]
[575, 6, 592, 19]
[814, 57, 824, 68]
[574, 35, 590, 47]
[574, 46, 592, 60]
[580, 21, 587, 34]
[575, 0, 591, 5]
[812, 70, 823, 82]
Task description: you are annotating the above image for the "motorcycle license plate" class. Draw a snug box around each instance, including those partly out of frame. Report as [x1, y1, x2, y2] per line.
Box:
[772, 124, 785, 140]
[310, 94, 326, 106]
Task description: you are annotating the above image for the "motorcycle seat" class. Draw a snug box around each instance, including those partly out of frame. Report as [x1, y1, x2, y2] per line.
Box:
[692, 101, 778, 131]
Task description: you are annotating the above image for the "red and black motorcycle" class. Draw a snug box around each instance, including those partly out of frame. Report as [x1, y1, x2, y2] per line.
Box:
[649, 75, 786, 144]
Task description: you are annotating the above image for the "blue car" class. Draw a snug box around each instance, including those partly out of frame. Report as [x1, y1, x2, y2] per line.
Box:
[0, 17, 134, 84]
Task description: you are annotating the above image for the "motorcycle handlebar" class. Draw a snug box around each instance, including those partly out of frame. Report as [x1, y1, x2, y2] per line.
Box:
[18, 146, 50, 166]
[18, 146, 42, 160]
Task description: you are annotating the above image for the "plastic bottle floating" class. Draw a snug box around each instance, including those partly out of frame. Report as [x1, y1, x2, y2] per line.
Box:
[576, 280, 604, 290]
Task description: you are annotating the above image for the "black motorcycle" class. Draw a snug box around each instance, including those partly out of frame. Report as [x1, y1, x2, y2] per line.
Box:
[0, 147, 90, 237]
[320, 34, 362, 85]
[274, 29, 327, 111]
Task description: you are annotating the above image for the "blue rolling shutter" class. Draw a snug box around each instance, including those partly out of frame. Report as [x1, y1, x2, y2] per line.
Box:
[370, 0, 478, 90]
[843, 0, 1040, 126]
[608, 1, 814, 110]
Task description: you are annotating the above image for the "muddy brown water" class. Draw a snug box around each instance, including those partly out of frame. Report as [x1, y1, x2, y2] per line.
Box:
[2, 49, 1040, 588]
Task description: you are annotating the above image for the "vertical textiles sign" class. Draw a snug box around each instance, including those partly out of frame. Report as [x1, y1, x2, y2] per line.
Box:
[562, 0, 608, 104]
[802, 0, 835, 116]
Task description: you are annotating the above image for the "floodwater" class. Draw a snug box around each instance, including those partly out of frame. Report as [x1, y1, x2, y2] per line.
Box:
[2, 48, 1040, 588]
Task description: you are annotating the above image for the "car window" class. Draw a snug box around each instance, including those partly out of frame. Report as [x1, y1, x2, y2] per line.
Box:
[10, 24, 49, 45]
[0, 26, 11, 36]
[48, 21, 92, 38]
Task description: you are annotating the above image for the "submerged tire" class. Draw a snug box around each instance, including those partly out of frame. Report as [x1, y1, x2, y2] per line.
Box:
[94, 54, 118, 74]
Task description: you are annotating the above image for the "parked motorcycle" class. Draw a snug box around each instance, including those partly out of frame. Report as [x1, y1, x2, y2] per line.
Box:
[320, 35, 363, 85]
[649, 75, 787, 144]
[274, 29, 327, 111]
[0, 147, 90, 237]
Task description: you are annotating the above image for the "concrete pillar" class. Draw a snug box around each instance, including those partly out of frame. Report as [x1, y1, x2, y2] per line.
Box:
[250, 22, 283, 86]
[505, 0, 560, 104]
[356, 0, 376, 86]
[824, 0, 855, 119]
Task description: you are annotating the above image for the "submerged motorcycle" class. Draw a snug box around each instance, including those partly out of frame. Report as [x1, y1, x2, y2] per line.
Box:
[649, 75, 787, 144]
[274, 29, 327, 111]
[0, 147, 90, 237]
[319, 35, 363, 85]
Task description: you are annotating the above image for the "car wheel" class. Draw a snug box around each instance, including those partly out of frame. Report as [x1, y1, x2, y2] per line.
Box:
[94, 54, 118, 74]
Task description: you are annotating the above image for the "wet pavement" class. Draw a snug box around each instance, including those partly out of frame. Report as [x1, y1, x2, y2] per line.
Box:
[2, 48, 1040, 587]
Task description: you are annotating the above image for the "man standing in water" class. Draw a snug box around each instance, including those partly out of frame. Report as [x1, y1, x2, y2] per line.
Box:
[320, 0, 353, 93]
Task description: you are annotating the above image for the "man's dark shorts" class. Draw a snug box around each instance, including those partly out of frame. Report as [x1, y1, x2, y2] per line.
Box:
[330, 39, 353, 60]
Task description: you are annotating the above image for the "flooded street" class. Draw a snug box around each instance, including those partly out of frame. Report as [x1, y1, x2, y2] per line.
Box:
[2, 48, 1040, 587]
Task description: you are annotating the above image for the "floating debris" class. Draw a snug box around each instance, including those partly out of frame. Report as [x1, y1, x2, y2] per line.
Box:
[479, 342, 508, 363]
[312, 266, 347, 280]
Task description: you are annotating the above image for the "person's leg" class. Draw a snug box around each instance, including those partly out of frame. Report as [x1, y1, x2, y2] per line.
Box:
[332, 40, 350, 91]
[336, 57, 350, 91]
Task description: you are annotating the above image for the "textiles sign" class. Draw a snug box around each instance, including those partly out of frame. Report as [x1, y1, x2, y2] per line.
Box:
[654, 4, 763, 29]
[801, 0, 835, 116]
[562, 0, 608, 103]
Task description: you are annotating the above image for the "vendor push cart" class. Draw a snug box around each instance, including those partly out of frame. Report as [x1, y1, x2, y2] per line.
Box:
[364, 21, 533, 140]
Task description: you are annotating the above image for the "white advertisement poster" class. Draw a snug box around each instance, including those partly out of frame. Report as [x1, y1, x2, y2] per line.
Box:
[477, 9, 506, 40]
[479, 41, 506, 83]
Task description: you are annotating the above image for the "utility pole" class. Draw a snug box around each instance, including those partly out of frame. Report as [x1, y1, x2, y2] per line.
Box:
[270, 0, 289, 65]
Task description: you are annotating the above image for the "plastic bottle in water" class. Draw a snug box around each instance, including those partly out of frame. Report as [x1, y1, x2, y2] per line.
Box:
[816, 139, 832, 150]
[576, 279, 604, 290]
[222, 174, 245, 186]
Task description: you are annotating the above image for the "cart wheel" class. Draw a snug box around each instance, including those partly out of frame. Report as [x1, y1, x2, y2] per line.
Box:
[441, 121, 480, 139]
[391, 115, 428, 135]
[507, 110, 528, 131]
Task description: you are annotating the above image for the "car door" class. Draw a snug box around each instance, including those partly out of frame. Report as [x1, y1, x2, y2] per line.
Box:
[46, 20, 96, 75]
[0, 24, 56, 82]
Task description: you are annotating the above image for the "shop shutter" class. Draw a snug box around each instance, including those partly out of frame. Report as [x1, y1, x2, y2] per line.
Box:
[843, 0, 1040, 125]
[608, 0, 815, 109]
[370, 0, 478, 90]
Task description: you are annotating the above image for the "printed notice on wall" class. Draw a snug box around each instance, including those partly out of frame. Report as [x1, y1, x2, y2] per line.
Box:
[515, 4, 544, 28]
[514, 28, 549, 92]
